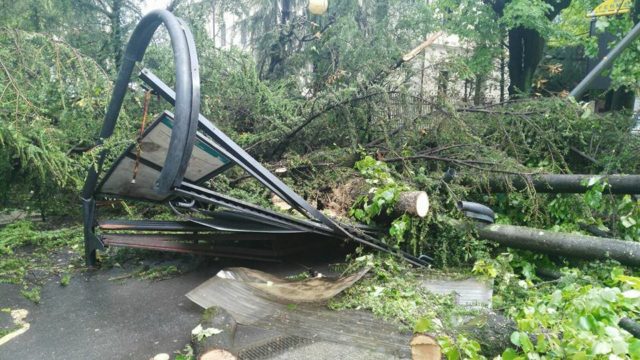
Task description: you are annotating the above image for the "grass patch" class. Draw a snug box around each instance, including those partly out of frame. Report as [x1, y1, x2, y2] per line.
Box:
[0, 220, 83, 302]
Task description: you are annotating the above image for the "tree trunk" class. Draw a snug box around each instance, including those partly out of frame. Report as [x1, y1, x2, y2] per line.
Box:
[266, 0, 291, 78]
[347, 180, 429, 218]
[211, 0, 216, 45]
[192, 307, 238, 360]
[500, 48, 506, 102]
[110, 0, 123, 69]
[477, 224, 640, 266]
[474, 74, 485, 105]
[620, 318, 640, 339]
[508, 27, 544, 96]
[458, 311, 518, 358]
[482, 174, 640, 194]
[411, 334, 441, 360]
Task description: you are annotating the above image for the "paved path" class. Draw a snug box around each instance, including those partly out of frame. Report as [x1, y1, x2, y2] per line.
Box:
[1, 266, 216, 359]
[0, 257, 409, 360]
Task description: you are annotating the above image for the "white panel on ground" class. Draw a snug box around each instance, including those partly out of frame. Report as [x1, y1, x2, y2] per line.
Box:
[420, 277, 493, 309]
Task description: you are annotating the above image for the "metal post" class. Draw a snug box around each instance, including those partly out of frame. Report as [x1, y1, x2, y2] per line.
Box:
[570, 20, 640, 99]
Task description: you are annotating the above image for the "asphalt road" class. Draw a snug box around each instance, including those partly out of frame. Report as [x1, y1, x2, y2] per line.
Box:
[0, 255, 409, 360]
[0, 266, 215, 359]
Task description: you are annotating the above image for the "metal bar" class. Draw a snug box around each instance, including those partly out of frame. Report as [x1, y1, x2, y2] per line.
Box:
[175, 184, 329, 234]
[99, 220, 209, 232]
[101, 234, 281, 261]
[570, 21, 640, 99]
[178, 183, 430, 266]
[99, 232, 309, 242]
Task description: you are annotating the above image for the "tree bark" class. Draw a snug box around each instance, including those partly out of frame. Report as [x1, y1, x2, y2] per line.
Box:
[483, 174, 640, 194]
[620, 317, 640, 339]
[110, 0, 123, 69]
[211, 0, 216, 45]
[507, 27, 544, 96]
[491, 0, 571, 96]
[411, 311, 519, 359]
[192, 307, 238, 360]
[395, 191, 430, 218]
[477, 224, 640, 266]
[458, 311, 518, 358]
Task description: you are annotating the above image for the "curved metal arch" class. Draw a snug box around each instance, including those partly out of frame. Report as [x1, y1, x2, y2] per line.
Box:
[82, 9, 200, 198]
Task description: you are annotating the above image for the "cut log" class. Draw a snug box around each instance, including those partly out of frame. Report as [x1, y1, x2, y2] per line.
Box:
[192, 307, 238, 360]
[484, 174, 640, 194]
[324, 178, 430, 219]
[478, 224, 640, 266]
[410, 333, 441, 360]
[396, 191, 430, 218]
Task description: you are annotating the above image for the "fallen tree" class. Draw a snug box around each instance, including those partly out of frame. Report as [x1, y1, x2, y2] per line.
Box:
[485, 174, 640, 194]
[477, 224, 640, 266]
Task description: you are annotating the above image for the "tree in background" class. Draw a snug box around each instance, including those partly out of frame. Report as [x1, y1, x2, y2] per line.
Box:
[73, 0, 142, 69]
[437, 0, 573, 96]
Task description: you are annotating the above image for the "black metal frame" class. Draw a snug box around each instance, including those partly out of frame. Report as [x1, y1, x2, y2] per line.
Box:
[140, 69, 430, 266]
[82, 12, 430, 267]
[81, 10, 201, 264]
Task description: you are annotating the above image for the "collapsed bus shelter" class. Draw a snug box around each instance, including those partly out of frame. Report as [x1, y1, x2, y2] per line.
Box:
[80, 10, 429, 268]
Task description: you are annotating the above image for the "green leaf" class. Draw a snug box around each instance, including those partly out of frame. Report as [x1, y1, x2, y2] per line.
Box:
[414, 317, 432, 333]
[587, 176, 602, 187]
[510, 331, 521, 347]
[593, 341, 612, 355]
[519, 332, 534, 352]
[380, 189, 395, 202]
[501, 348, 520, 360]
[629, 339, 640, 359]
[621, 215, 637, 229]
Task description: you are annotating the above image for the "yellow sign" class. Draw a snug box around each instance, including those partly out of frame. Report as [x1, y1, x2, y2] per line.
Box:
[590, 0, 632, 17]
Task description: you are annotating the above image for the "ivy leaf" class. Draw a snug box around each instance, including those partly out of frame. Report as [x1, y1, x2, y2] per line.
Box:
[352, 209, 366, 221]
[593, 341, 612, 355]
[518, 332, 534, 353]
[595, 18, 610, 32]
[621, 215, 637, 229]
[629, 339, 640, 359]
[578, 315, 596, 331]
[501, 348, 521, 360]
[380, 189, 395, 202]
[510, 331, 521, 347]
[587, 176, 602, 187]
[624, 290, 640, 299]
[414, 317, 432, 333]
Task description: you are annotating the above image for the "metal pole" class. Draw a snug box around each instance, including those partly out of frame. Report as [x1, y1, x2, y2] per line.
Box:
[570, 20, 640, 99]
